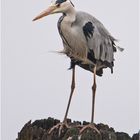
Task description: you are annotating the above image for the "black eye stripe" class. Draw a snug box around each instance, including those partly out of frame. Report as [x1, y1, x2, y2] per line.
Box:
[55, 0, 66, 4]
[55, 0, 75, 7]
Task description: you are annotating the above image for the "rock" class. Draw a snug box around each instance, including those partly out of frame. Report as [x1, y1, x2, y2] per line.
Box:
[116, 132, 131, 140]
[132, 132, 139, 140]
[16, 117, 139, 140]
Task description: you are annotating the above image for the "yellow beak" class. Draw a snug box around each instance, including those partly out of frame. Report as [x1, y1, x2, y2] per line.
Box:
[33, 5, 57, 21]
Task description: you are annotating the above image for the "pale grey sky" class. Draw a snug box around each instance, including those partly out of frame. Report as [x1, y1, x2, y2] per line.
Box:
[1, 0, 139, 140]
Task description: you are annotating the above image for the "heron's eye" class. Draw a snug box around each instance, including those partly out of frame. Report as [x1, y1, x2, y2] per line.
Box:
[56, 3, 61, 7]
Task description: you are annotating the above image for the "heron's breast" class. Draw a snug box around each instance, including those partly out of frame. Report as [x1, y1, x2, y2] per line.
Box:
[60, 22, 88, 60]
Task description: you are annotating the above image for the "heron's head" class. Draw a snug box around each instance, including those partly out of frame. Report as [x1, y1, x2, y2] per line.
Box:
[33, 0, 75, 21]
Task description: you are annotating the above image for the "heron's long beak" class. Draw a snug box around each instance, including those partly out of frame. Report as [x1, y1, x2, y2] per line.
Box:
[33, 5, 57, 21]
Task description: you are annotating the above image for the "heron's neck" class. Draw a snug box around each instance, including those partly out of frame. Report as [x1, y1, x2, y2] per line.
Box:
[63, 7, 76, 24]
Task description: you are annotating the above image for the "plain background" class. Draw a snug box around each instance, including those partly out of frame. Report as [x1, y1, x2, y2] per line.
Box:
[1, 0, 139, 140]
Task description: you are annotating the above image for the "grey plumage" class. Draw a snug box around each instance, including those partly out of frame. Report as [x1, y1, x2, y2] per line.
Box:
[57, 9, 121, 76]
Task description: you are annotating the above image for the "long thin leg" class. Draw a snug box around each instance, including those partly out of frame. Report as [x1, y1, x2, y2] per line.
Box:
[49, 66, 76, 135]
[91, 66, 97, 123]
[63, 66, 76, 122]
[80, 66, 100, 134]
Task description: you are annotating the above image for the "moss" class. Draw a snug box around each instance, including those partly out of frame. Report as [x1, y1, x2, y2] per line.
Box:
[62, 127, 79, 140]
[81, 129, 101, 140]
[17, 117, 138, 140]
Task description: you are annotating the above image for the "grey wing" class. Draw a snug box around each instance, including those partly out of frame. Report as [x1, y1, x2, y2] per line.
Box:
[76, 11, 117, 64]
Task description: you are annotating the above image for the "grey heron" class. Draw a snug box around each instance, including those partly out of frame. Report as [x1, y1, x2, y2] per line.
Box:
[33, 0, 123, 134]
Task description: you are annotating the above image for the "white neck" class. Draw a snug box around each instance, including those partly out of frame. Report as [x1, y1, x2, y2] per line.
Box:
[63, 6, 76, 24]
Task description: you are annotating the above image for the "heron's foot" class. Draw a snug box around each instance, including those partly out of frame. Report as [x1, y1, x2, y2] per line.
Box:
[80, 123, 100, 135]
[48, 121, 70, 136]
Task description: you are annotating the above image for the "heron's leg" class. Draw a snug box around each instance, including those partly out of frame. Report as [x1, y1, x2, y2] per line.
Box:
[80, 66, 100, 134]
[91, 65, 97, 123]
[63, 65, 75, 122]
[48, 66, 76, 136]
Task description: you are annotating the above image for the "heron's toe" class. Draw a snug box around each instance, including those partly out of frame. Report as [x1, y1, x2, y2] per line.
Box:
[80, 123, 100, 135]
[48, 121, 70, 136]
